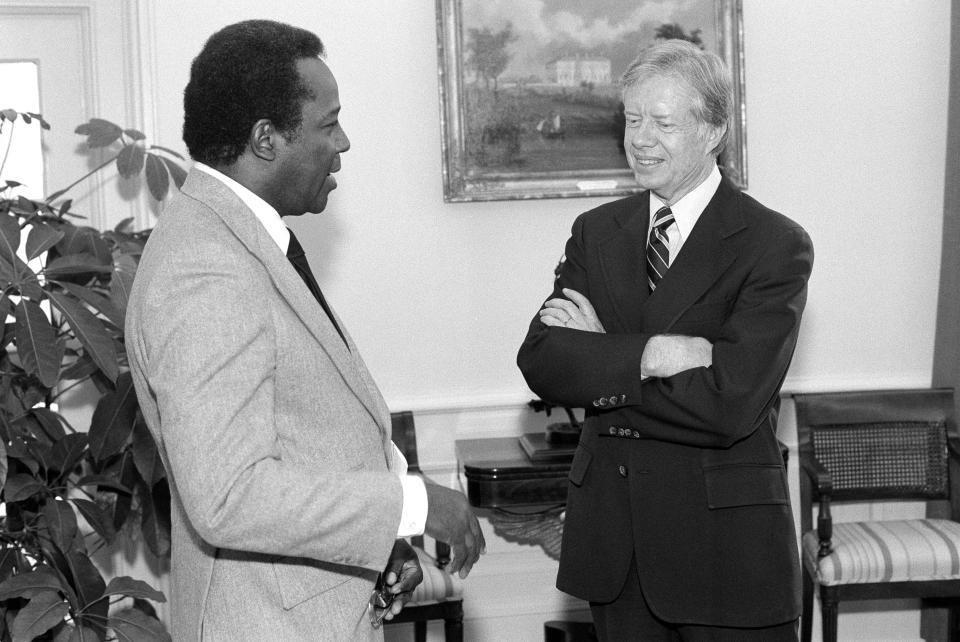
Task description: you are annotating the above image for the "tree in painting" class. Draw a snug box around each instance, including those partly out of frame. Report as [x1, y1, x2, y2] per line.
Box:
[655, 23, 705, 48]
[466, 23, 517, 95]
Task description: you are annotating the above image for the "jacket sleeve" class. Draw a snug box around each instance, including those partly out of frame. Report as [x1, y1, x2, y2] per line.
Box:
[518, 213, 653, 408]
[518, 217, 813, 449]
[130, 243, 401, 572]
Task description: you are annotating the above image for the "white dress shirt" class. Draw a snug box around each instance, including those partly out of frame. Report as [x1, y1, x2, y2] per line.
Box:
[647, 164, 722, 264]
[193, 163, 428, 537]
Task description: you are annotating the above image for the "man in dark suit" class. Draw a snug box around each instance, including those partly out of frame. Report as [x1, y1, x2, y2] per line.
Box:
[517, 39, 812, 641]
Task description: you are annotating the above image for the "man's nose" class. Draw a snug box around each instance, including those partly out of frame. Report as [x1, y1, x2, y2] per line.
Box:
[628, 122, 655, 148]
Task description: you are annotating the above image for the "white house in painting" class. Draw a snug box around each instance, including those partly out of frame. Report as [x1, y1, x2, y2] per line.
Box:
[545, 55, 612, 86]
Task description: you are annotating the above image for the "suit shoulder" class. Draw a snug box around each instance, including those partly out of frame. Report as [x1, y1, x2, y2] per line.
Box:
[738, 191, 811, 246]
[575, 193, 646, 231]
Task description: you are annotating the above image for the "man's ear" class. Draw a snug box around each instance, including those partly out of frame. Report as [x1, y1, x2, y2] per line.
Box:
[705, 122, 727, 155]
[250, 119, 277, 161]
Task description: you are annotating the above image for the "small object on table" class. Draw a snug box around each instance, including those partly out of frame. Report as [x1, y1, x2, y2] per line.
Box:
[544, 619, 597, 641]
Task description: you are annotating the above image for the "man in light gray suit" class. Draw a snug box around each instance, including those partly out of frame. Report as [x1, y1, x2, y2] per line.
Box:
[125, 20, 484, 641]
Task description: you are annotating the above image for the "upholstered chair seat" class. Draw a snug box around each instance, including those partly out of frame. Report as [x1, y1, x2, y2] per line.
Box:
[802, 519, 960, 586]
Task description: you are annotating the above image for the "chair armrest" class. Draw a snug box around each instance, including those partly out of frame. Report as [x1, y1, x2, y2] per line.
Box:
[800, 453, 833, 496]
[948, 434, 960, 459]
[800, 452, 834, 557]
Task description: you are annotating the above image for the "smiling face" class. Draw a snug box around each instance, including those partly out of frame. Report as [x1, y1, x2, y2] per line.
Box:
[622, 74, 723, 205]
[273, 57, 350, 217]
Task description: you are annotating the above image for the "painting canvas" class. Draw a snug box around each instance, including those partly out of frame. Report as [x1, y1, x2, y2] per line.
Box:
[436, 0, 745, 202]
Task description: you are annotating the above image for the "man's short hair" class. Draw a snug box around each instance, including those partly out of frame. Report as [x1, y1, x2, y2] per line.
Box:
[621, 39, 732, 156]
[183, 20, 324, 166]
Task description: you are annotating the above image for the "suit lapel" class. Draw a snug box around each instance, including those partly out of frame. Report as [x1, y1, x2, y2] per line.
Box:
[597, 194, 651, 331]
[181, 169, 389, 435]
[643, 179, 745, 331]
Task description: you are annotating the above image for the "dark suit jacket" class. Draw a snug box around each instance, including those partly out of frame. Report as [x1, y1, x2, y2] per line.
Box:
[517, 178, 812, 628]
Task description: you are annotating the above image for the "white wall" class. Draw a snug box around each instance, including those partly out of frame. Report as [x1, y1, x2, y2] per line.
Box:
[137, 1, 950, 640]
[145, 0, 949, 412]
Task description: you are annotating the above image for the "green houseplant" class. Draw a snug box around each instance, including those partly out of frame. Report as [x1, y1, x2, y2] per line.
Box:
[0, 110, 182, 641]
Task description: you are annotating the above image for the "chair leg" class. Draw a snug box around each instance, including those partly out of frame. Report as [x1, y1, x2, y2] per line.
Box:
[800, 571, 813, 642]
[820, 587, 838, 642]
[444, 603, 464, 642]
[414, 620, 427, 642]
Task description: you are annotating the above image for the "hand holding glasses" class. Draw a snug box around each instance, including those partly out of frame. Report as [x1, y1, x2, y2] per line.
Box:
[368, 573, 395, 628]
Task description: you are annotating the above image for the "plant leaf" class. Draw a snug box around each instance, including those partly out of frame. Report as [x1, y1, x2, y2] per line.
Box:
[131, 417, 162, 486]
[144, 154, 169, 201]
[55, 282, 123, 328]
[14, 299, 60, 388]
[60, 353, 99, 381]
[56, 226, 111, 264]
[159, 157, 187, 189]
[25, 222, 65, 261]
[75, 474, 131, 495]
[110, 253, 137, 323]
[65, 551, 105, 610]
[0, 439, 6, 495]
[4, 473, 46, 502]
[139, 478, 170, 558]
[113, 218, 135, 234]
[46, 291, 118, 383]
[0, 566, 63, 600]
[40, 499, 79, 553]
[88, 372, 137, 462]
[0, 210, 22, 267]
[1, 109, 18, 122]
[102, 577, 164, 602]
[32, 408, 67, 441]
[75, 119, 122, 148]
[123, 129, 146, 141]
[44, 253, 113, 278]
[11, 590, 70, 642]
[116, 144, 145, 179]
[108, 607, 171, 642]
[71, 498, 116, 544]
[49, 432, 88, 479]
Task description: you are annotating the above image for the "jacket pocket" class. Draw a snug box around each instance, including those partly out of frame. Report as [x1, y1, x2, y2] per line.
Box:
[703, 463, 788, 509]
[568, 446, 592, 487]
[272, 557, 353, 610]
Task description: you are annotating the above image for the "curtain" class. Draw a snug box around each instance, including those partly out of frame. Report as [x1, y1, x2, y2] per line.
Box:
[933, 6, 960, 407]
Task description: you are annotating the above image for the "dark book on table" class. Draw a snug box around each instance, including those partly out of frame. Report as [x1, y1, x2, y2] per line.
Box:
[519, 432, 577, 463]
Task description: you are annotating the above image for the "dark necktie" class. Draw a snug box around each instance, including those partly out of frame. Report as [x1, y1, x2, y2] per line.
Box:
[646, 206, 675, 292]
[286, 230, 348, 348]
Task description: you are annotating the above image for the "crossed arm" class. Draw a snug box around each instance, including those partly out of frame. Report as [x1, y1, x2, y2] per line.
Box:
[539, 287, 713, 377]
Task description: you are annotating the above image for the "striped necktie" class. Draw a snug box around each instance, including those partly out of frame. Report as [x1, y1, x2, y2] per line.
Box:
[646, 206, 675, 292]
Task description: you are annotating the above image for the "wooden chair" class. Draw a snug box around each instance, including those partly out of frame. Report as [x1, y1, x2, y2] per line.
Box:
[385, 411, 465, 642]
[794, 388, 960, 642]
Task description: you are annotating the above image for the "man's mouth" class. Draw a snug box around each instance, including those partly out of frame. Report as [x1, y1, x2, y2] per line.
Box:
[633, 157, 663, 167]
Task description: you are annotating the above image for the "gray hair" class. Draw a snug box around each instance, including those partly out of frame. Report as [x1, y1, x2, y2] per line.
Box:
[620, 39, 732, 156]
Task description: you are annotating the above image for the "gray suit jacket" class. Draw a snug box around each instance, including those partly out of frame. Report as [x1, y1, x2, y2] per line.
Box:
[126, 169, 402, 641]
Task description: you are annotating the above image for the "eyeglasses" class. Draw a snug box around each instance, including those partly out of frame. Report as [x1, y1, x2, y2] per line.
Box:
[368, 573, 395, 628]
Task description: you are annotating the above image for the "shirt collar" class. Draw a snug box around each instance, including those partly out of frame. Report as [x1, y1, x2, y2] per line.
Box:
[194, 162, 291, 253]
[648, 164, 722, 241]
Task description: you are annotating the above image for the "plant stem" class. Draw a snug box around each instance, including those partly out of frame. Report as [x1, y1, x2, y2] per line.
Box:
[0, 119, 15, 180]
[45, 154, 119, 204]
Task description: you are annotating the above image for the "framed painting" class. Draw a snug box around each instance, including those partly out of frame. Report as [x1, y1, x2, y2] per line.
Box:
[435, 0, 745, 202]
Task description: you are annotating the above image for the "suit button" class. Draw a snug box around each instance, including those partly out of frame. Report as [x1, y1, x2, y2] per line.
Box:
[609, 426, 617, 435]
[598, 397, 608, 407]
[609, 396, 619, 406]
[620, 394, 628, 403]
[592, 399, 601, 407]
[618, 465, 628, 477]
